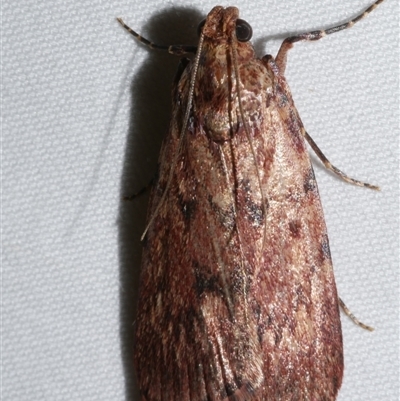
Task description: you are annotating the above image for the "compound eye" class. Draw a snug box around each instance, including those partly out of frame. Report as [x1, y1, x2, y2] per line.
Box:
[235, 19, 252, 42]
[197, 19, 206, 36]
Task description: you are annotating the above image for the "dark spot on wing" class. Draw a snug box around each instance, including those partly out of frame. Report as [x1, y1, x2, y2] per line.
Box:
[178, 195, 197, 222]
[224, 382, 236, 397]
[303, 168, 317, 193]
[286, 109, 305, 153]
[275, 83, 289, 107]
[288, 220, 301, 237]
[295, 285, 310, 310]
[320, 234, 332, 261]
[246, 200, 263, 226]
[239, 179, 264, 226]
[194, 262, 222, 297]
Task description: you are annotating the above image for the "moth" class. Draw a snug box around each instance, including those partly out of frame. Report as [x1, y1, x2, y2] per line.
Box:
[118, 1, 383, 400]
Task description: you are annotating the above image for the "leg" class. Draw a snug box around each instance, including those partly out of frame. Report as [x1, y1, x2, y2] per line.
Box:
[123, 177, 154, 201]
[305, 131, 380, 190]
[275, 0, 384, 73]
[339, 298, 374, 332]
[117, 18, 197, 56]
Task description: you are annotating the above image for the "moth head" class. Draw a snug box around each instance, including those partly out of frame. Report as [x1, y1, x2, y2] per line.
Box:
[197, 6, 253, 42]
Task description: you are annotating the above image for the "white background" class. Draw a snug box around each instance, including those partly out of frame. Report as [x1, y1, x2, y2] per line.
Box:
[2, 0, 398, 400]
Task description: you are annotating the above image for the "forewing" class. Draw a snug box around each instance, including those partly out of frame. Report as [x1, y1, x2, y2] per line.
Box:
[134, 36, 342, 401]
[134, 60, 264, 400]
[253, 56, 343, 400]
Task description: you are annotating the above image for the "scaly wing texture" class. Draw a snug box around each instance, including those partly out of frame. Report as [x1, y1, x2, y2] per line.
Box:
[134, 6, 342, 401]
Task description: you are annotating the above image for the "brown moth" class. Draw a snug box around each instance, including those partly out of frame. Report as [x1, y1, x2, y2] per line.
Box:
[118, 1, 383, 400]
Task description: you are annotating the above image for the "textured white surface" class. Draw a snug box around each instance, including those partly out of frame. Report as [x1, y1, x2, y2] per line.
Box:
[2, 0, 398, 400]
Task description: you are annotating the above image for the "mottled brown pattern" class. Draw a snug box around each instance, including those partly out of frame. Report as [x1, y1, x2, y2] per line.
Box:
[133, 6, 348, 401]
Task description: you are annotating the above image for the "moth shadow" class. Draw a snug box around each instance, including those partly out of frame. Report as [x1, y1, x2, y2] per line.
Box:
[117, 6, 203, 401]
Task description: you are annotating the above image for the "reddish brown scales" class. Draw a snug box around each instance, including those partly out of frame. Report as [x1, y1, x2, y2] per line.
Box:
[136, 6, 341, 400]
[117, 2, 383, 400]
